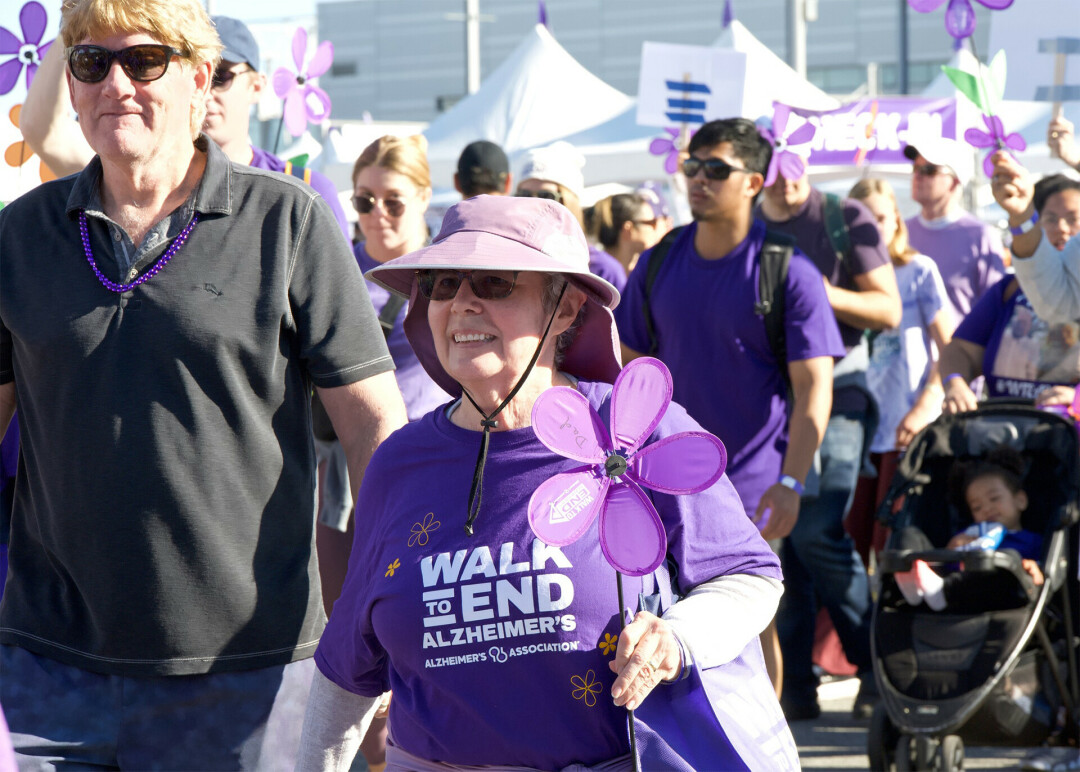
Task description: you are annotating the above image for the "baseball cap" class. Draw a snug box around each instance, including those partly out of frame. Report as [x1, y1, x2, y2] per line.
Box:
[366, 194, 622, 397]
[457, 140, 510, 190]
[212, 16, 260, 70]
[519, 141, 586, 201]
[903, 135, 972, 186]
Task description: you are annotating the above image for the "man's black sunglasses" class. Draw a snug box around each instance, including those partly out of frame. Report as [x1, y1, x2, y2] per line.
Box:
[416, 270, 519, 301]
[681, 157, 752, 182]
[67, 44, 186, 84]
[514, 189, 563, 204]
[211, 66, 251, 92]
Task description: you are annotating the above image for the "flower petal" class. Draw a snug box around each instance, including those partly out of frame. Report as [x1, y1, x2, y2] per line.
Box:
[303, 84, 332, 123]
[20, 2, 47, 47]
[599, 480, 666, 576]
[945, 0, 976, 40]
[772, 103, 791, 138]
[989, 114, 1005, 140]
[777, 151, 806, 182]
[0, 28, 21, 56]
[982, 151, 996, 179]
[283, 89, 308, 136]
[271, 67, 296, 99]
[291, 27, 308, 73]
[763, 156, 778, 189]
[24, 61, 36, 90]
[649, 137, 673, 156]
[974, 0, 1013, 8]
[1004, 132, 1026, 152]
[528, 469, 607, 548]
[610, 357, 671, 454]
[531, 386, 609, 463]
[632, 431, 727, 494]
[306, 40, 334, 78]
[963, 127, 994, 148]
[907, 0, 948, 10]
[785, 120, 817, 147]
[0, 58, 23, 96]
[663, 151, 679, 175]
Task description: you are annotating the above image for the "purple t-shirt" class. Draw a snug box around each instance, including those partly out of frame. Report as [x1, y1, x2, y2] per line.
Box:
[613, 220, 844, 521]
[588, 245, 627, 294]
[757, 188, 890, 348]
[906, 212, 1006, 324]
[955, 276, 1080, 401]
[250, 145, 350, 241]
[315, 380, 781, 767]
[354, 243, 450, 420]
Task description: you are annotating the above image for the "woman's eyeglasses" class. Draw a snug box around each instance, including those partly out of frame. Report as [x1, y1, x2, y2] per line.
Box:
[352, 193, 406, 217]
[681, 157, 751, 181]
[67, 44, 186, 84]
[514, 189, 563, 204]
[211, 67, 250, 92]
[416, 270, 519, 301]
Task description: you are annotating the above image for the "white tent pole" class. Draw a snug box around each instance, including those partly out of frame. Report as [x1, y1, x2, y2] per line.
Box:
[466, 0, 481, 95]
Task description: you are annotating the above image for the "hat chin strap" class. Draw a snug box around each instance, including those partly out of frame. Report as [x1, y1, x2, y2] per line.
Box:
[460, 281, 569, 536]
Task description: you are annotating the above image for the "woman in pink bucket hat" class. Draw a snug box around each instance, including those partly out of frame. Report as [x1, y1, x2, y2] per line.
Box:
[298, 195, 797, 770]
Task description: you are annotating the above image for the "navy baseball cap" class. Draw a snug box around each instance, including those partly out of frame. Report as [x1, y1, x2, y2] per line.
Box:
[212, 16, 260, 70]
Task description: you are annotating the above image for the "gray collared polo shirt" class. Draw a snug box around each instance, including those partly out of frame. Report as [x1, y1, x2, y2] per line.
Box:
[0, 137, 394, 676]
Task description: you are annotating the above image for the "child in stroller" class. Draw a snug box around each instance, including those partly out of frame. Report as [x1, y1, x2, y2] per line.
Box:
[893, 445, 1044, 612]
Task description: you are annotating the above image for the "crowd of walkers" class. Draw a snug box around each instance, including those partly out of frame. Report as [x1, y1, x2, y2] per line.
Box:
[2, 0, 1080, 769]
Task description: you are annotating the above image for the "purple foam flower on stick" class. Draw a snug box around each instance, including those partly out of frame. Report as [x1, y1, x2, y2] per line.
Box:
[964, 113, 1026, 178]
[759, 104, 816, 188]
[906, 0, 1014, 40]
[528, 357, 727, 577]
[271, 27, 333, 137]
[0, 1, 51, 95]
[649, 127, 689, 175]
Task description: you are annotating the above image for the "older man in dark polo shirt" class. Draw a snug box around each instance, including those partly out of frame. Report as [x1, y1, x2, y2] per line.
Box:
[0, 0, 406, 767]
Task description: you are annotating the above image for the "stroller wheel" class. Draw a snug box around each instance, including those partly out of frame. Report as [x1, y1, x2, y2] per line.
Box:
[936, 735, 964, 772]
[867, 703, 900, 771]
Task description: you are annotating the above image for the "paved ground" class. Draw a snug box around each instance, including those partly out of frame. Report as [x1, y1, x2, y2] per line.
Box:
[790, 677, 1076, 771]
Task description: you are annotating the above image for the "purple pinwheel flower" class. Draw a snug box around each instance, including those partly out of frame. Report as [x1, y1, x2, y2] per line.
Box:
[271, 27, 333, 137]
[649, 127, 691, 175]
[964, 113, 1026, 178]
[527, 357, 727, 577]
[0, 1, 52, 96]
[906, 0, 1014, 40]
[759, 104, 817, 188]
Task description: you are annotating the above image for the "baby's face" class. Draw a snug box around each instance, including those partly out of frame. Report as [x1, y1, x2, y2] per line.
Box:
[965, 475, 1027, 531]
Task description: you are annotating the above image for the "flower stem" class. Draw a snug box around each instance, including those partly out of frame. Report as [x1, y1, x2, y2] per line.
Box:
[616, 572, 641, 772]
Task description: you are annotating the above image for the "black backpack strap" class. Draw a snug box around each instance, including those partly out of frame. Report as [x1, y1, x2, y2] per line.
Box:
[757, 230, 795, 395]
[378, 294, 406, 341]
[822, 192, 852, 267]
[641, 226, 686, 356]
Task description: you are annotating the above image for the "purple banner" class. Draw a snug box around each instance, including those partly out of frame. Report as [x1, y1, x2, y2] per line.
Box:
[781, 97, 958, 167]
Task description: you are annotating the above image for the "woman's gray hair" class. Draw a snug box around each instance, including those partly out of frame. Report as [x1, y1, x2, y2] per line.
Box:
[541, 273, 586, 368]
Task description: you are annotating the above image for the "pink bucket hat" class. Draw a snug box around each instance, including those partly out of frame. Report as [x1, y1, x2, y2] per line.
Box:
[366, 195, 623, 397]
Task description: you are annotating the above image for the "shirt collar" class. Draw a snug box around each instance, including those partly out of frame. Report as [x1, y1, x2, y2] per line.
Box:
[64, 134, 234, 219]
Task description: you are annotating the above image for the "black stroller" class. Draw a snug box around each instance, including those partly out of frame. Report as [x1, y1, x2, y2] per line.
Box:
[868, 402, 1080, 771]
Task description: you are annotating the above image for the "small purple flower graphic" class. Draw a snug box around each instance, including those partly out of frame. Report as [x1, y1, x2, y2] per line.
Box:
[271, 27, 333, 137]
[527, 357, 727, 577]
[906, 0, 1014, 40]
[0, 2, 52, 95]
[964, 113, 1026, 178]
[649, 128, 684, 175]
[759, 104, 816, 187]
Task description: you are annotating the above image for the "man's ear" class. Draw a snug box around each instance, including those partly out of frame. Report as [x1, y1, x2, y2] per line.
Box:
[502, 173, 514, 196]
[746, 171, 765, 198]
[249, 71, 266, 105]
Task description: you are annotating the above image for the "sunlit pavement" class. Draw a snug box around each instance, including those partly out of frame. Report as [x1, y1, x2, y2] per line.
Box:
[789, 676, 1066, 770]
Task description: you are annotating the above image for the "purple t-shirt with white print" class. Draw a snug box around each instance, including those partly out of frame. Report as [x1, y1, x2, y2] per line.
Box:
[589, 245, 628, 294]
[614, 220, 844, 522]
[954, 276, 1080, 402]
[314, 380, 782, 768]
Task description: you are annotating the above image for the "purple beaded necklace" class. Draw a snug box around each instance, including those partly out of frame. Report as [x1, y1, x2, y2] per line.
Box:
[79, 211, 199, 293]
